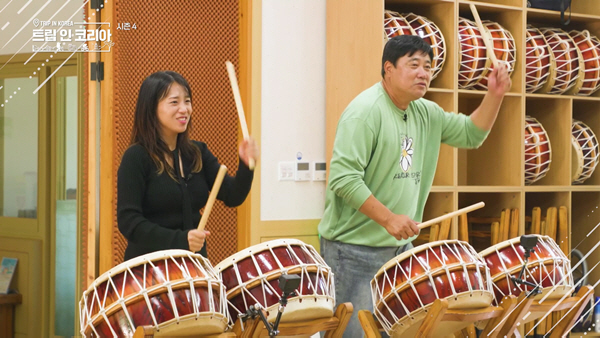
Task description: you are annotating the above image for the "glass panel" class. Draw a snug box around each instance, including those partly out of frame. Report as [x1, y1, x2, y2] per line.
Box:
[1, 77, 39, 218]
[54, 75, 78, 336]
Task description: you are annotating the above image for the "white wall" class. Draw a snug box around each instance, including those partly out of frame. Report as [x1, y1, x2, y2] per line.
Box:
[260, 0, 327, 221]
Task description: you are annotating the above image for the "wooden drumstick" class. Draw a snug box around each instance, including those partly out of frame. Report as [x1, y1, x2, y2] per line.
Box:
[225, 60, 255, 170]
[197, 165, 228, 231]
[418, 202, 485, 230]
[469, 4, 499, 67]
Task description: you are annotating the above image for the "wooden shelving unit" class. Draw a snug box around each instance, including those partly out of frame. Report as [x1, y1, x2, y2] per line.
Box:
[326, 0, 600, 333]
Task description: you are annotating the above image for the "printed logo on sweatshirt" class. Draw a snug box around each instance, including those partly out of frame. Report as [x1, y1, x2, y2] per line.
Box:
[399, 136, 413, 172]
[393, 135, 421, 185]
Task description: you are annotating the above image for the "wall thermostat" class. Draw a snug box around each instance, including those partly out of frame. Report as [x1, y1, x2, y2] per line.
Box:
[295, 162, 311, 181]
[313, 162, 326, 181]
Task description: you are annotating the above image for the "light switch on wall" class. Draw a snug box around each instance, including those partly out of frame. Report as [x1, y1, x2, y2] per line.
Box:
[278, 162, 295, 181]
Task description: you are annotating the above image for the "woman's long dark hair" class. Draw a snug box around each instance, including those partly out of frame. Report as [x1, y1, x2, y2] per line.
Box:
[130, 71, 202, 179]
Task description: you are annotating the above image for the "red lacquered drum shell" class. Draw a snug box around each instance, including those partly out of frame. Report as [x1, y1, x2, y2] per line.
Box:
[526, 25, 553, 93]
[401, 12, 446, 80]
[215, 239, 334, 323]
[473, 21, 516, 90]
[568, 30, 600, 96]
[571, 119, 600, 184]
[479, 235, 572, 305]
[384, 10, 414, 39]
[79, 250, 227, 338]
[539, 27, 582, 94]
[458, 18, 490, 89]
[371, 240, 493, 337]
[525, 116, 552, 185]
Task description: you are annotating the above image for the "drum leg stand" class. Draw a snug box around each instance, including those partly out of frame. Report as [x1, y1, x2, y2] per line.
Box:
[132, 326, 236, 338]
[494, 284, 594, 337]
[233, 302, 353, 338]
[358, 295, 518, 338]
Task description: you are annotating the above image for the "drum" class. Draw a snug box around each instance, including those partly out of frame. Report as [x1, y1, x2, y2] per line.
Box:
[539, 27, 583, 94]
[472, 21, 517, 90]
[525, 116, 552, 185]
[371, 240, 493, 338]
[479, 235, 573, 311]
[401, 12, 446, 80]
[458, 18, 490, 89]
[572, 119, 600, 184]
[526, 25, 554, 93]
[215, 239, 335, 323]
[384, 10, 414, 40]
[79, 250, 228, 337]
[568, 30, 600, 96]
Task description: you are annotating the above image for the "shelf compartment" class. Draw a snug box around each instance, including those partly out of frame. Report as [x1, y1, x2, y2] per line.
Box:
[571, 192, 600, 295]
[458, 3, 525, 94]
[459, 191, 521, 252]
[414, 191, 455, 247]
[385, 1, 456, 89]
[572, 100, 600, 185]
[525, 97, 572, 186]
[425, 91, 455, 186]
[524, 192, 570, 254]
[458, 96, 522, 186]
[458, 0, 523, 12]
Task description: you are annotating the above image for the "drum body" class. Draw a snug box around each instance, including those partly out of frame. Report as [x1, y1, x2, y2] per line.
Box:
[79, 250, 228, 337]
[472, 21, 516, 90]
[525, 116, 552, 185]
[215, 239, 335, 323]
[401, 12, 446, 80]
[568, 30, 600, 96]
[539, 28, 583, 94]
[458, 18, 490, 89]
[526, 25, 554, 93]
[384, 10, 414, 39]
[572, 119, 600, 184]
[479, 235, 573, 315]
[371, 240, 493, 338]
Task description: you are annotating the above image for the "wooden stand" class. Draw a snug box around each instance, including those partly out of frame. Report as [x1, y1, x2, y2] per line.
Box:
[358, 296, 517, 338]
[133, 326, 236, 338]
[134, 302, 352, 338]
[232, 302, 353, 338]
[0, 293, 22, 338]
[498, 285, 594, 337]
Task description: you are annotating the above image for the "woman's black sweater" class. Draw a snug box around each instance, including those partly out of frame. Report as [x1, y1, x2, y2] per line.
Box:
[117, 140, 253, 261]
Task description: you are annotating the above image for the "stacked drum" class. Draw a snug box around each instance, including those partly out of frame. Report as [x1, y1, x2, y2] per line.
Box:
[526, 25, 600, 96]
[384, 10, 446, 80]
[572, 119, 600, 184]
[458, 17, 516, 90]
[525, 116, 552, 185]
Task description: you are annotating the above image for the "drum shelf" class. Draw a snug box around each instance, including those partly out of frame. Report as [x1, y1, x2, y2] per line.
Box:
[326, 0, 600, 336]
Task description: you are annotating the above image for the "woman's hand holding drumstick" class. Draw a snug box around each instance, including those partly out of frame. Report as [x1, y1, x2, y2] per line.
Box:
[226, 61, 257, 170]
[188, 165, 228, 252]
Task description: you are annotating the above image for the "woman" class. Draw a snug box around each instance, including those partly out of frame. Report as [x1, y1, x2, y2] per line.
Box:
[117, 70, 257, 260]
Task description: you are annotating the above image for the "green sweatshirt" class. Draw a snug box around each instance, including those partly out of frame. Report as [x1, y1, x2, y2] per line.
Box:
[318, 82, 489, 247]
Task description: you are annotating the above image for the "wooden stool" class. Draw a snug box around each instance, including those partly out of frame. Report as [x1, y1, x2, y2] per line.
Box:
[358, 295, 518, 338]
[232, 302, 353, 338]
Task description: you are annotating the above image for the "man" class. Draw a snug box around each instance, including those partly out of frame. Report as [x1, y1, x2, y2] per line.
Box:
[318, 35, 511, 336]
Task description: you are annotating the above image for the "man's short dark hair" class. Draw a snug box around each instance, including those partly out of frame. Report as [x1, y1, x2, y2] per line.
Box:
[381, 35, 434, 77]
